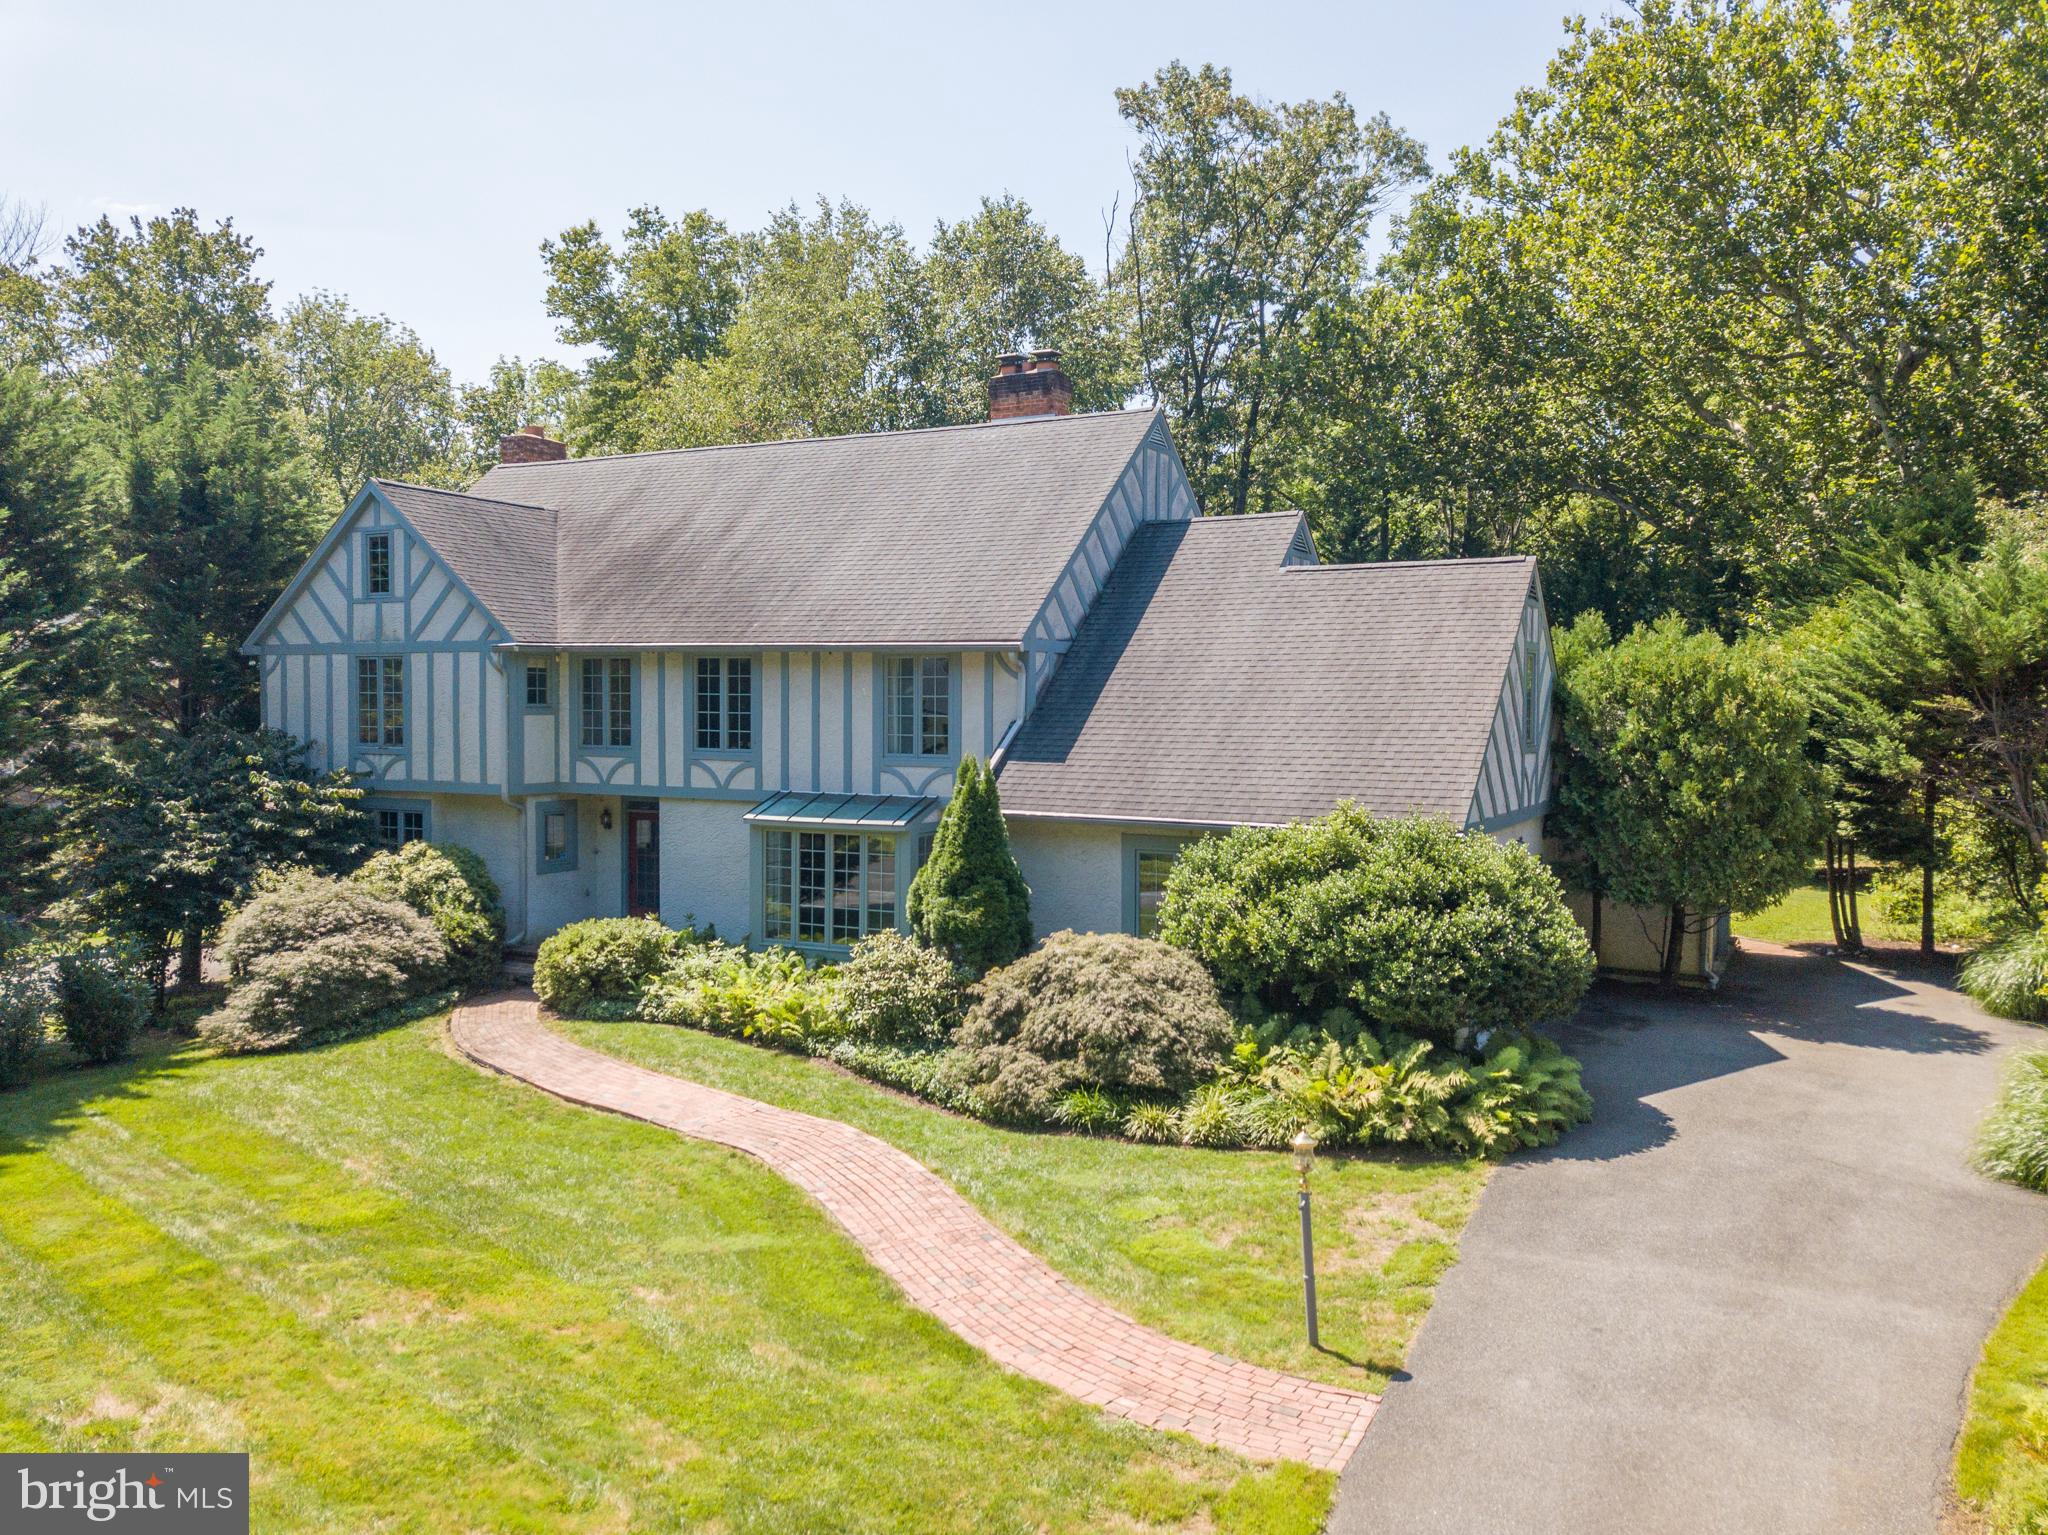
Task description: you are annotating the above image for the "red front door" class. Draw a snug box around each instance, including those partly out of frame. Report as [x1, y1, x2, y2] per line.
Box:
[625, 806, 660, 916]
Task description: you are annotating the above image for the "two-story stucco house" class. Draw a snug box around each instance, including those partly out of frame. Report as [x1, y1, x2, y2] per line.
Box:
[244, 351, 1554, 953]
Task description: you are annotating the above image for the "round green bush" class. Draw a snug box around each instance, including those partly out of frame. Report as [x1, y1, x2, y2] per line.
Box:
[204, 871, 449, 1053]
[1158, 808, 1594, 1045]
[533, 917, 690, 1016]
[937, 931, 1234, 1122]
[836, 931, 964, 1046]
[53, 948, 145, 1064]
[351, 841, 506, 992]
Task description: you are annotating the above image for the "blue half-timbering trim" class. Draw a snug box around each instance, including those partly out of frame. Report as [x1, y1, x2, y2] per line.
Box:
[242, 481, 513, 653]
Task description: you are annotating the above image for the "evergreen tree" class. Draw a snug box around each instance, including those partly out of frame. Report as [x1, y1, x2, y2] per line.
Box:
[906, 758, 1033, 975]
[0, 367, 124, 916]
[59, 724, 367, 1007]
[1551, 613, 1821, 981]
[111, 363, 320, 732]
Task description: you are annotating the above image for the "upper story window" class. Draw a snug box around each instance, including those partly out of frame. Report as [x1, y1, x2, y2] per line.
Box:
[355, 657, 405, 747]
[579, 657, 633, 749]
[695, 657, 754, 752]
[884, 655, 950, 757]
[365, 531, 393, 596]
[524, 662, 552, 711]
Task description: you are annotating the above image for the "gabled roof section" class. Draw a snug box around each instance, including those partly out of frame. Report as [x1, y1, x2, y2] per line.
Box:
[467, 409, 1160, 648]
[995, 515, 1541, 828]
[369, 480, 557, 642]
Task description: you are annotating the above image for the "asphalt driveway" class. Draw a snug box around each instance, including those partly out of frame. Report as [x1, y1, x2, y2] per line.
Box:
[1330, 945, 2048, 1535]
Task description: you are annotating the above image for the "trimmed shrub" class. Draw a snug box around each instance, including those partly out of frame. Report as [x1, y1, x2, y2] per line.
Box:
[53, 948, 146, 1064]
[638, 944, 843, 1049]
[533, 917, 690, 1016]
[836, 931, 964, 1046]
[203, 871, 448, 1053]
[1159, 807, 1594, 1045]
[1961, 932, 2048, 1022]
[352, 841, 506, 992]
[0, 964, 51, 1085]
[907, 758, 1032, 975]
[938, 931, 1234, 1121]
[1977, 1051, 2048, 1191]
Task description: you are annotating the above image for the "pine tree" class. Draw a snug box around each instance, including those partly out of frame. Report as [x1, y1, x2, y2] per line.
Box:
[906, 758, 1032, 975]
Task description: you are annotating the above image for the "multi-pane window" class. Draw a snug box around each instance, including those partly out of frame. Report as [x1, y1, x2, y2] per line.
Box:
[543, 812, 568, 863]
[1134, 852, 1175, 938]
[1520, 633, 1539, 750]
[355, 656, 405, 747]
[762, 830, 898, 946]
[579, 657, 633, 748]
[884, 655, 950, 757]
[694, 657, 754, 751]
[365, 532, 393, 596]
[525, 662, 551, 709]
[372, 805, 425, 850]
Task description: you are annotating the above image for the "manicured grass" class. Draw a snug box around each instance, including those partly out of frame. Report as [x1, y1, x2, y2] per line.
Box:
[1957, 1256, 2048, 1532]
[1732, 877, 1922, 948]
[557, 1016, 1488, 1393]
[0, 1020, 1332, 1534]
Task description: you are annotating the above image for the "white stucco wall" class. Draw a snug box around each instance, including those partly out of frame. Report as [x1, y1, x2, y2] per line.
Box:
[1008, 818, 1131, 938]
[1489, 813, 1546, 855]
[658, 798, 754, 943]
[522, 795, 624, 938]
[426, 794, 526, 935]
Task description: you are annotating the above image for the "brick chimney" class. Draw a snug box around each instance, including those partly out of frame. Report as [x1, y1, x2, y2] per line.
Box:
[499, 424, 567, 465]
[988, 349, 1074, 421]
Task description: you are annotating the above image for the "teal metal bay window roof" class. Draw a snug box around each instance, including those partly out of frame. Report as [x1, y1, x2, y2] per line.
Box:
[743, 792, 939, 830]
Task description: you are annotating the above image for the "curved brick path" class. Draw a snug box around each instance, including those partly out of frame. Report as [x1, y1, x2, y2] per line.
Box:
[449, 991, 1376, 1469]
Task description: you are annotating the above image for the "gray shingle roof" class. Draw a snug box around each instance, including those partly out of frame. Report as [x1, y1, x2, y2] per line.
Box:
[372, 480, 557, 641]
[429, 410, 1160, 647]
[995, 516, 1537, 827]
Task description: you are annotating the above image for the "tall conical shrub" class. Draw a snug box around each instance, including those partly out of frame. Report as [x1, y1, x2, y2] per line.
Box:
[907, 758, 1032, 975]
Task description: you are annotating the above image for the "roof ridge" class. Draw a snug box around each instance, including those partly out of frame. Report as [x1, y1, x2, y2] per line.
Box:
[373, 477, 556, 514]
[479, 407, 1161, 472]
[1282, 553, 1537, 572]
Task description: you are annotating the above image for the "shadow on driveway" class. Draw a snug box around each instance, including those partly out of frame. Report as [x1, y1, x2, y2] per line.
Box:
[1331, 945, 2048, 1535]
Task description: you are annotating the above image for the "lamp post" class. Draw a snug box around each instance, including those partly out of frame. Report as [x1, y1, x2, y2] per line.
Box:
[1292, 1128, 1319, 1350]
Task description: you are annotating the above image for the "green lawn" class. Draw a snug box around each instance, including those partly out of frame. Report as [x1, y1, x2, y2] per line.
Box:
[1957, 1256, 2048, 1532]
[557, 1016, 1487, 1393]
[1732, 876, 1923, 948]
[0, 1019, 1333, 1535]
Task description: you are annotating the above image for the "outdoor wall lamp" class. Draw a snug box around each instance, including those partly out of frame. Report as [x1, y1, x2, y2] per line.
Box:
[600, 808, 614, 831]
[1292, 1128, 1320, 1350]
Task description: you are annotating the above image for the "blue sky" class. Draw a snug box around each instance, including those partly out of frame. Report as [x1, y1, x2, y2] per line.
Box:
[3, 0, 1583, 385]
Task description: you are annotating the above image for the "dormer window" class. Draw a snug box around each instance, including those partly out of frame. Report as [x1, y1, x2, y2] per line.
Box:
[365, 531, 393, 596]
[884, 656, 951, 758]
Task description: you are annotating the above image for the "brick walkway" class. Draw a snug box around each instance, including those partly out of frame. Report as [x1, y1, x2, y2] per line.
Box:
[448, 991, 1377, 1469]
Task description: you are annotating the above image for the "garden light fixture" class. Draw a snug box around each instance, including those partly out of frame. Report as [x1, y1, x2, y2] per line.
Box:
[1292, 1128, 1320, 1350]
